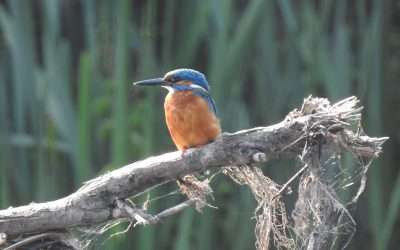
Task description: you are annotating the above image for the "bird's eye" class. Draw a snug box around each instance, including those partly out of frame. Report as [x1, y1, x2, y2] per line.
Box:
[165, 76, 176, 82]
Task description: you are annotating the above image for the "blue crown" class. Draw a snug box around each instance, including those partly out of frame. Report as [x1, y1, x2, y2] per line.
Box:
[164, 68, 210, 91]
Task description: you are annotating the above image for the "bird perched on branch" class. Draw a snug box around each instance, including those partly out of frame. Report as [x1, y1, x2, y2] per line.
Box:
[134, 69, 220, 207]
[133, 68, 221, 154]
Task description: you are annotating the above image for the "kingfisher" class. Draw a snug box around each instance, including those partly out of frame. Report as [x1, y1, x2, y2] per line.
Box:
[133, 69, 221, 154]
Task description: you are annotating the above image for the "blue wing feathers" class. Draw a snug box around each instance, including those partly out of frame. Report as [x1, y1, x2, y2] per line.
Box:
[207, 95, 218, 115]
[192, 89, 218, 115]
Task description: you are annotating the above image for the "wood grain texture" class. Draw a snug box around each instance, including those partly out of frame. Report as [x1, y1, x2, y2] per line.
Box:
[0, 117, 300, 235]
[0, 97, 387, 239]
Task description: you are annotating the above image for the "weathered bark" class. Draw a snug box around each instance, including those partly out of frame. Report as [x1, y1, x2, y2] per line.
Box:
[0, 119, 304, 235]
[0, 96, 388, 250]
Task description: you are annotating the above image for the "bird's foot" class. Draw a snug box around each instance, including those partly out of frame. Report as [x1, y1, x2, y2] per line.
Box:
[180, 149, 186, 157]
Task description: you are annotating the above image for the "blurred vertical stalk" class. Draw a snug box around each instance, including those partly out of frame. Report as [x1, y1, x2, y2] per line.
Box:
[33, 71, 49, 200]
[41, 0, 78, 187]
[0, 67, 9, 206]
[78, 53, 93, 181]
[174, 209, 195, 250]
[175, 1, 209, 65]
[108, 1, 131, 249]
[136, 1, 158, 249]
[195, 209, 215, 250]
[161, 1, 176, 67]
[0, 0, 36, 201]
[375, 0, 398, 249]
[83, 0, 98, 57]
[231, 190, 255, 250]
[137, 0, 158, 155]
[209, 0, 265, 126]
[111, 0, 130, 166]
[365, 1, 384, 247]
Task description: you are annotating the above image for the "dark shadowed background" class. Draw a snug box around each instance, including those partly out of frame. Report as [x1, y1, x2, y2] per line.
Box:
[0, 0, 399, 249]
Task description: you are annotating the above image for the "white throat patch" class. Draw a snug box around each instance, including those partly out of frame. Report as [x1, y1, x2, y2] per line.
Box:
[162, 86, 175, 92]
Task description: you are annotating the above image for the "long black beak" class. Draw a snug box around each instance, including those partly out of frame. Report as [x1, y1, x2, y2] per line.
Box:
[133, 78, 167, 86]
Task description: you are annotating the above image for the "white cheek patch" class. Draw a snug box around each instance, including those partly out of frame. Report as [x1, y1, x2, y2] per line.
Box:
[189, 84, 207, 92]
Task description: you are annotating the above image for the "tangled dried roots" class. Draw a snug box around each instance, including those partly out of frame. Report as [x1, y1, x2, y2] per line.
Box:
[291, 96, 386, 248]
[177, 175, 213, 211]
[224, 96, 387, 250]
[224, 166, 295, 250]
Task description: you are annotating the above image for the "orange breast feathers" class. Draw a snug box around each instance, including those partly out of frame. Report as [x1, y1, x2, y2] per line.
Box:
[164, 91, 221, 151]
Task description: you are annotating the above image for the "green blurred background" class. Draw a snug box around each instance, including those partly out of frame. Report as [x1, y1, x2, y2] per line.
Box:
[0, 0, 399, 249]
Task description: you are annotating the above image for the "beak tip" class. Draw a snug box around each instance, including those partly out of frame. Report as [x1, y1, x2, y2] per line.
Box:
[132, 78, 166, 87]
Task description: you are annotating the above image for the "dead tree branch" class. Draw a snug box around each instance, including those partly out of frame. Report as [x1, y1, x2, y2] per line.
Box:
[0, 96, 388, 250]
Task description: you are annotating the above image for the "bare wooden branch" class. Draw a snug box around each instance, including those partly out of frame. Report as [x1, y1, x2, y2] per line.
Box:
[0, 96, 388, 249]
[111, 199, 196, 226]
[3, 232, 64, 250]
[0, 116, 304, 235]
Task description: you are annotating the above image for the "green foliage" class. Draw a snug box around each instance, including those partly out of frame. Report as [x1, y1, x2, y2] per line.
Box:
[78, 52, 93, 182]
[111, 0, 130, 167]
[0, 0, 397, 249]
